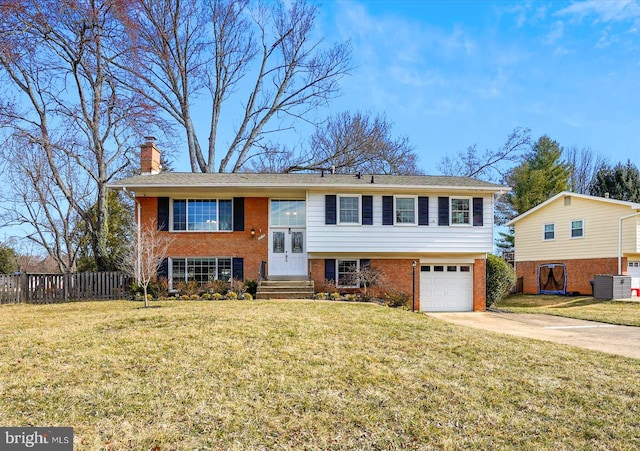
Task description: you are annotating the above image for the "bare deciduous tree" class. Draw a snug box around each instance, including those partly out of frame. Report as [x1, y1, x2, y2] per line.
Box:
[120, 218, 174, 308]
[0, 0, 161, 271]
[0, 139, 87, 272]
[563, 146, 607, 194]
[438, 127, 531, 181]
[117, 0, 351, 173]
[249, 111, 422, 175]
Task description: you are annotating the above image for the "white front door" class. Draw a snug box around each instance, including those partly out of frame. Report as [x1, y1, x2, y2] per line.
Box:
[269, 228, 307, 277]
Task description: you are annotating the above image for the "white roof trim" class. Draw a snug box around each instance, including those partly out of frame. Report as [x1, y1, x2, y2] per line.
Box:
[506, 191, 640, 226]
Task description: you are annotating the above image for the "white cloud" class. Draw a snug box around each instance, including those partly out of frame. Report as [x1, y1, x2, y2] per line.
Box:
[544, 20, 565, 44]
[556, 0, 640, 23]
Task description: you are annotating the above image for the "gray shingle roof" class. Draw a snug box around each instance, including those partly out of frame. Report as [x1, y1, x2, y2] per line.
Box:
[109, 172, 507, 192]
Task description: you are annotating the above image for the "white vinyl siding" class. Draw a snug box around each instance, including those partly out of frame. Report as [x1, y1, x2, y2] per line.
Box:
[306, 192, 494, 254]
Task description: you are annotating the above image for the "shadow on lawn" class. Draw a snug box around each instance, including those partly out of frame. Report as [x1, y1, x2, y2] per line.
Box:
[546, 297, 602, 309]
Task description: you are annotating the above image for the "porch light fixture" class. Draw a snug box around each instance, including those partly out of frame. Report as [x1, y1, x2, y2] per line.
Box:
[250, 226, 256, 238]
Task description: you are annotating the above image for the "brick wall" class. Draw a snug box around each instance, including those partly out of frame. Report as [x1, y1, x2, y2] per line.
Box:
[516, 257, 623, 295]
[473, 258, 486, 311]
[138, 196, 269, 281]
[309, 258, 419, 308]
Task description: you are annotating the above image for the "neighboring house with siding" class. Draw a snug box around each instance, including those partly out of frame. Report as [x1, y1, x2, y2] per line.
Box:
[506, 191, 640, 295]
[109, 140, 508, 312]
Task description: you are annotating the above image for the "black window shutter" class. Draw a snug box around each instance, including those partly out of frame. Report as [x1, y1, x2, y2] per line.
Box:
[360, 259, 371, 269]
[382, 196, 394, 225]
[157, 197, 170, 231]
[233, 197, 245, 231]
[418, 196, 429, 226]
[325, 195, 337, 225]
[232, 258, 244, 281]
[157, 258, 169, 280]
[362, 196, 373, 225]
[438, 197, 449, 226]
[325, 259, 336, 282]
[473, 197, 483, 226]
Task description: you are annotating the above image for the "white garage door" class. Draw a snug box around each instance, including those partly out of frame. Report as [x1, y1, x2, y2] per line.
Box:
[628, 261, 640, 288]
[420, 264, 473, 312]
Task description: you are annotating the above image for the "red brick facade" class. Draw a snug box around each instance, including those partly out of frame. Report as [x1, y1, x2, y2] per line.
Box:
[137, 195, 488, 311]
[139, 197, 269, 282]
[473, 258, 486, 311]
[309, 258, 418, 307]
[309, 257, 488, 311]
[516, 257, 624, 295]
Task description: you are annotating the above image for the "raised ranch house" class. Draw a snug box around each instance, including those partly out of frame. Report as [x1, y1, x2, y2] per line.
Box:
[109, 140, 508, 312]
[506, 191, 640, 295]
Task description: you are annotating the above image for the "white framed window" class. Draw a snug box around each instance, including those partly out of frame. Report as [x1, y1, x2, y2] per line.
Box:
[450, 197, 471, 225]
[395, 196, 416, 224]
[170, 257, 232, 290]
[570, 219, 584, 238]
[337, 259, 359, 288]
[172, 199, 232, 231]
[270, 200, 306, 226]
[544, 223, 555, 240]
[338, 195, 360, 224]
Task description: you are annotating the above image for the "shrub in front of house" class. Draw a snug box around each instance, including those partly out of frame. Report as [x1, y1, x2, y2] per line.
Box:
[226, 291, 238, 300]
[486, 253, 516, 307]
[384, 291, 409, 308]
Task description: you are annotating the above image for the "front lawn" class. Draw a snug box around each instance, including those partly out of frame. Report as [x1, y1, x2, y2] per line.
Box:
[1, 300, 639, 449]
[496, 294, 640, 326]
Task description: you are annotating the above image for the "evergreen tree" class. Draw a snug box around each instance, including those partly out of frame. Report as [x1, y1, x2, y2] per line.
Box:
[497, 135, 571, 252]
[589, 160, 640, 202]
[0, 244, 19, 274]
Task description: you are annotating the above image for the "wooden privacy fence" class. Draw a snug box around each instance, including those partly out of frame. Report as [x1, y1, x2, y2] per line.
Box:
[0, 272, 132, 304]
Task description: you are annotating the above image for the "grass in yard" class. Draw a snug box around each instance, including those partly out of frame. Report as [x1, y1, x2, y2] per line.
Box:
[1, 300, 639, 450]
[496, 294, 640, 326]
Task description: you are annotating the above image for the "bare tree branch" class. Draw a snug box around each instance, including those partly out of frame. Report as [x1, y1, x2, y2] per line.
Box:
[250, 111, 421, 175]
[438, 127, 531, 181]
[116, 0, 351, 173]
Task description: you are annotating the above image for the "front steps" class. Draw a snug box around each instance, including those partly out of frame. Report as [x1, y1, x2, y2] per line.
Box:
[256, 279, 315, 300]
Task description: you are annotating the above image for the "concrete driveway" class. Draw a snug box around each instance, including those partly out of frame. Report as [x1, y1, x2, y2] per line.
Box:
[427, 312, 640, 359]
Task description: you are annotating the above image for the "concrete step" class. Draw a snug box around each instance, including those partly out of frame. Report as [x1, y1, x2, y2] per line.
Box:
[256, 279, 314, 300]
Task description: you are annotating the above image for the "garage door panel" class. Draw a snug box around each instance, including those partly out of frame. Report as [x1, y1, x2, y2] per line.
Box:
[420, 264, 473, 312]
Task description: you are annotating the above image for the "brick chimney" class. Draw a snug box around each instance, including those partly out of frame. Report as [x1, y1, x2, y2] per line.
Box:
[140, 136, 161, 175]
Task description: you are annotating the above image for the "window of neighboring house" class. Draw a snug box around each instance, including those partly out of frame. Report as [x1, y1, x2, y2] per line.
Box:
[450, 197, 471, 225]
[571, 219, 584, 238]
[544, 223, 555, 240]
[338, 195, 360, 224]
[172, 199, 232, 231]
[395, 196, 416, 224]
[170, 257, 232, 289]
[337, 259, 359, 288]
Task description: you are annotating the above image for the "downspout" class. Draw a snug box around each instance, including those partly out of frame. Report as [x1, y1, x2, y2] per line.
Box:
[618, 211, 640, 275]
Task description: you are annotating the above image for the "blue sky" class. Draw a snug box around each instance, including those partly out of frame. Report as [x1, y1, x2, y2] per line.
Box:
[306, 0, 640, 174]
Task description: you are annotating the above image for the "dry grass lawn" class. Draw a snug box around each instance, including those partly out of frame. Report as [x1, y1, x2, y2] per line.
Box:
[1, 300, 639, 450]
[496, 294, 640, 326]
